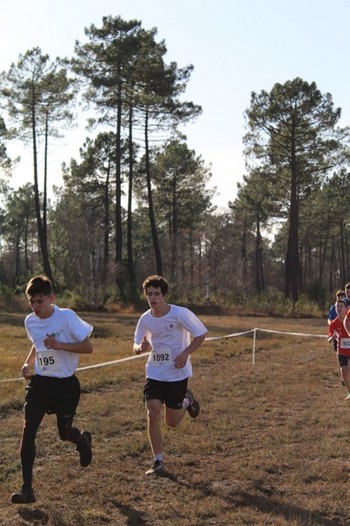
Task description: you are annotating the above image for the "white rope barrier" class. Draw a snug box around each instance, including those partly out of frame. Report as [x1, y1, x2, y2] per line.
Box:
[0, 327, 328, 383]
[77, 352, 150, 371]
[250, 327, 327, 365]
[255, 327, 328, 338]
[205, 329, 255, 341]
[0, 377, 24, 383]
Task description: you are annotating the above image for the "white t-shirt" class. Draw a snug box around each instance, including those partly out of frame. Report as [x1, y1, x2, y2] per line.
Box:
[134, 304, 207, 382]
[25, 305, 93, 378]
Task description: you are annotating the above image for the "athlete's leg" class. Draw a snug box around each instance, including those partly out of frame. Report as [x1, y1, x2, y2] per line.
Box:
[163, 378, 189, 427]
[20, 396, 47, 485]
[146, 398, 163, 456]
[56, 412, 81, 442]
[343, 360, 350, 391]
[55, 374, 83, 443]
[164, 405, 187, 428]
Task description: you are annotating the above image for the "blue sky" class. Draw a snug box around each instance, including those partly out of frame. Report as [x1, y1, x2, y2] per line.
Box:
[1, 0, 350, 209]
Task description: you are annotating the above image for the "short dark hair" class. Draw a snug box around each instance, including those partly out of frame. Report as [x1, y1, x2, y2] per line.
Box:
[25, 275, 53, 297]
[336, 289, 346, 297]
[142, 275, 169, 296]
[336, 299, 347, 307]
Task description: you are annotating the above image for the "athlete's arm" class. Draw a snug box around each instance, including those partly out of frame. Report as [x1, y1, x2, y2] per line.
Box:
[43, 335, 93, 354]
[344, 312, 350, 336]
[174, 333, 207, 369]
[21, 345, 36, 378]
[134, 336, 151, 355]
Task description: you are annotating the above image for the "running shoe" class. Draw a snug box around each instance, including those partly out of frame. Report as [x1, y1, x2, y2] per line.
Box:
[185, 389, 200, 418]
[145, 459, 164, 475]
[77, 431, 92, 467]
[11, 485, 36, 504]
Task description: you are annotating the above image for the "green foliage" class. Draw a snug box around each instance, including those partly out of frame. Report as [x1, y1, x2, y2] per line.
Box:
[240, 290, 324, 318]
[2, 23, 350, 306]
[304, 280, 327, 307]
[242, 77, 350, 302]
[0, 47, 77, 283]
[0, 284, 14, 299]
[293, 293, 326, 317]
[148, 139, 215, 233]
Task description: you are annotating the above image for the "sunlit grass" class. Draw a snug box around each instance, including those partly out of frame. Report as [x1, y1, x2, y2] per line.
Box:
[1, 311, 342, 525]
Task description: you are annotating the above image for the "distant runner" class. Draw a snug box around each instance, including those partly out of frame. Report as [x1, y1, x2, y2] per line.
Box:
[328, 299, 350, 399]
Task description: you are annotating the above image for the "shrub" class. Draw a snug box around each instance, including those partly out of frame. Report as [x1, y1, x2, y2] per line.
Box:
[304, 280, 327, 308]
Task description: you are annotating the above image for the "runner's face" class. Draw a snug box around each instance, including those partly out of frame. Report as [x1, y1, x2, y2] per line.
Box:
[336, 301, 347, 318]
[28, 293, 54, 319]
[145, 286, 165, 310]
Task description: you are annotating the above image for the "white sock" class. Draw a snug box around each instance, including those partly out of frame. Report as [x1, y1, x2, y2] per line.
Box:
[183, 397, 190, 409]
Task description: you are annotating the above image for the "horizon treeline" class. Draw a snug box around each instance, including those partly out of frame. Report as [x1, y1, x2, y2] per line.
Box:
[0, 15, 350, 308]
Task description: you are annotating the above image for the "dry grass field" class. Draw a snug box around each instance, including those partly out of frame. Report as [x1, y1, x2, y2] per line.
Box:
[0, 310, 349, 525]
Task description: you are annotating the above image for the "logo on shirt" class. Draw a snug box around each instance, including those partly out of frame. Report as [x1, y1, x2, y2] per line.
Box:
[49, 331, 60, 339]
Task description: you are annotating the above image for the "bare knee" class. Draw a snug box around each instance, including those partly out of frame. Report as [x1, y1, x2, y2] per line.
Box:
[147, 406, 161, 425]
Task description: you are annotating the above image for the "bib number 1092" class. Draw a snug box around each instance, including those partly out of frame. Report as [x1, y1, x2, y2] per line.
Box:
[152, 352, 170, 364]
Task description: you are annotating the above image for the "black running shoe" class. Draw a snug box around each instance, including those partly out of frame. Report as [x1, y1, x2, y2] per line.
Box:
[185, 389, 200, 418]
[11, 485, 36, 504]
[145, 460, 164, 475]
[77, 431, 92, 467]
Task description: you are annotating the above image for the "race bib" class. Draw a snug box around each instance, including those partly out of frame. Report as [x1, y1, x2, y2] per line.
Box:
[340, 338, 350, 349]
[149, 346, 172, 366]
[36, 350, 61, 374]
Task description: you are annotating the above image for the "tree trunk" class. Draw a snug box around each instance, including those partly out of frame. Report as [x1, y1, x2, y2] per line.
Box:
[255, 209, 264, 293]
[318, 213, 330, 283]
[285, 138, 300, 302]
[102, 159, 110, 285]
[170, 169, 178, 281]
[126, 104, 139, 303]
[115, 78, 126, 302]
[340, 219, 346, 286]
[31, 96, 53, 283]
[144, 109, 163, 275]
[241, 212, 248, 292]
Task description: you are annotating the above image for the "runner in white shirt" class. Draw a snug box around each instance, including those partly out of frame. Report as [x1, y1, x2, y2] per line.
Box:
[133, 275, 207, 475]
[11, 275, 94, 505]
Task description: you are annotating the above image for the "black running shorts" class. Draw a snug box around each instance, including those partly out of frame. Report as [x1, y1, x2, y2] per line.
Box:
[143, 378, 188, 409]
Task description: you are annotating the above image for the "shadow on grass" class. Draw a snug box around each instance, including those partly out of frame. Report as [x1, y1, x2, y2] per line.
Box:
[231, 490, 342, 526]
[110, 470, 186, 525]
[17, 507, 49, 525]
[13, 473, 343, 526]
[159, 470, 343, 526]
[111, 500, 147, 525]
